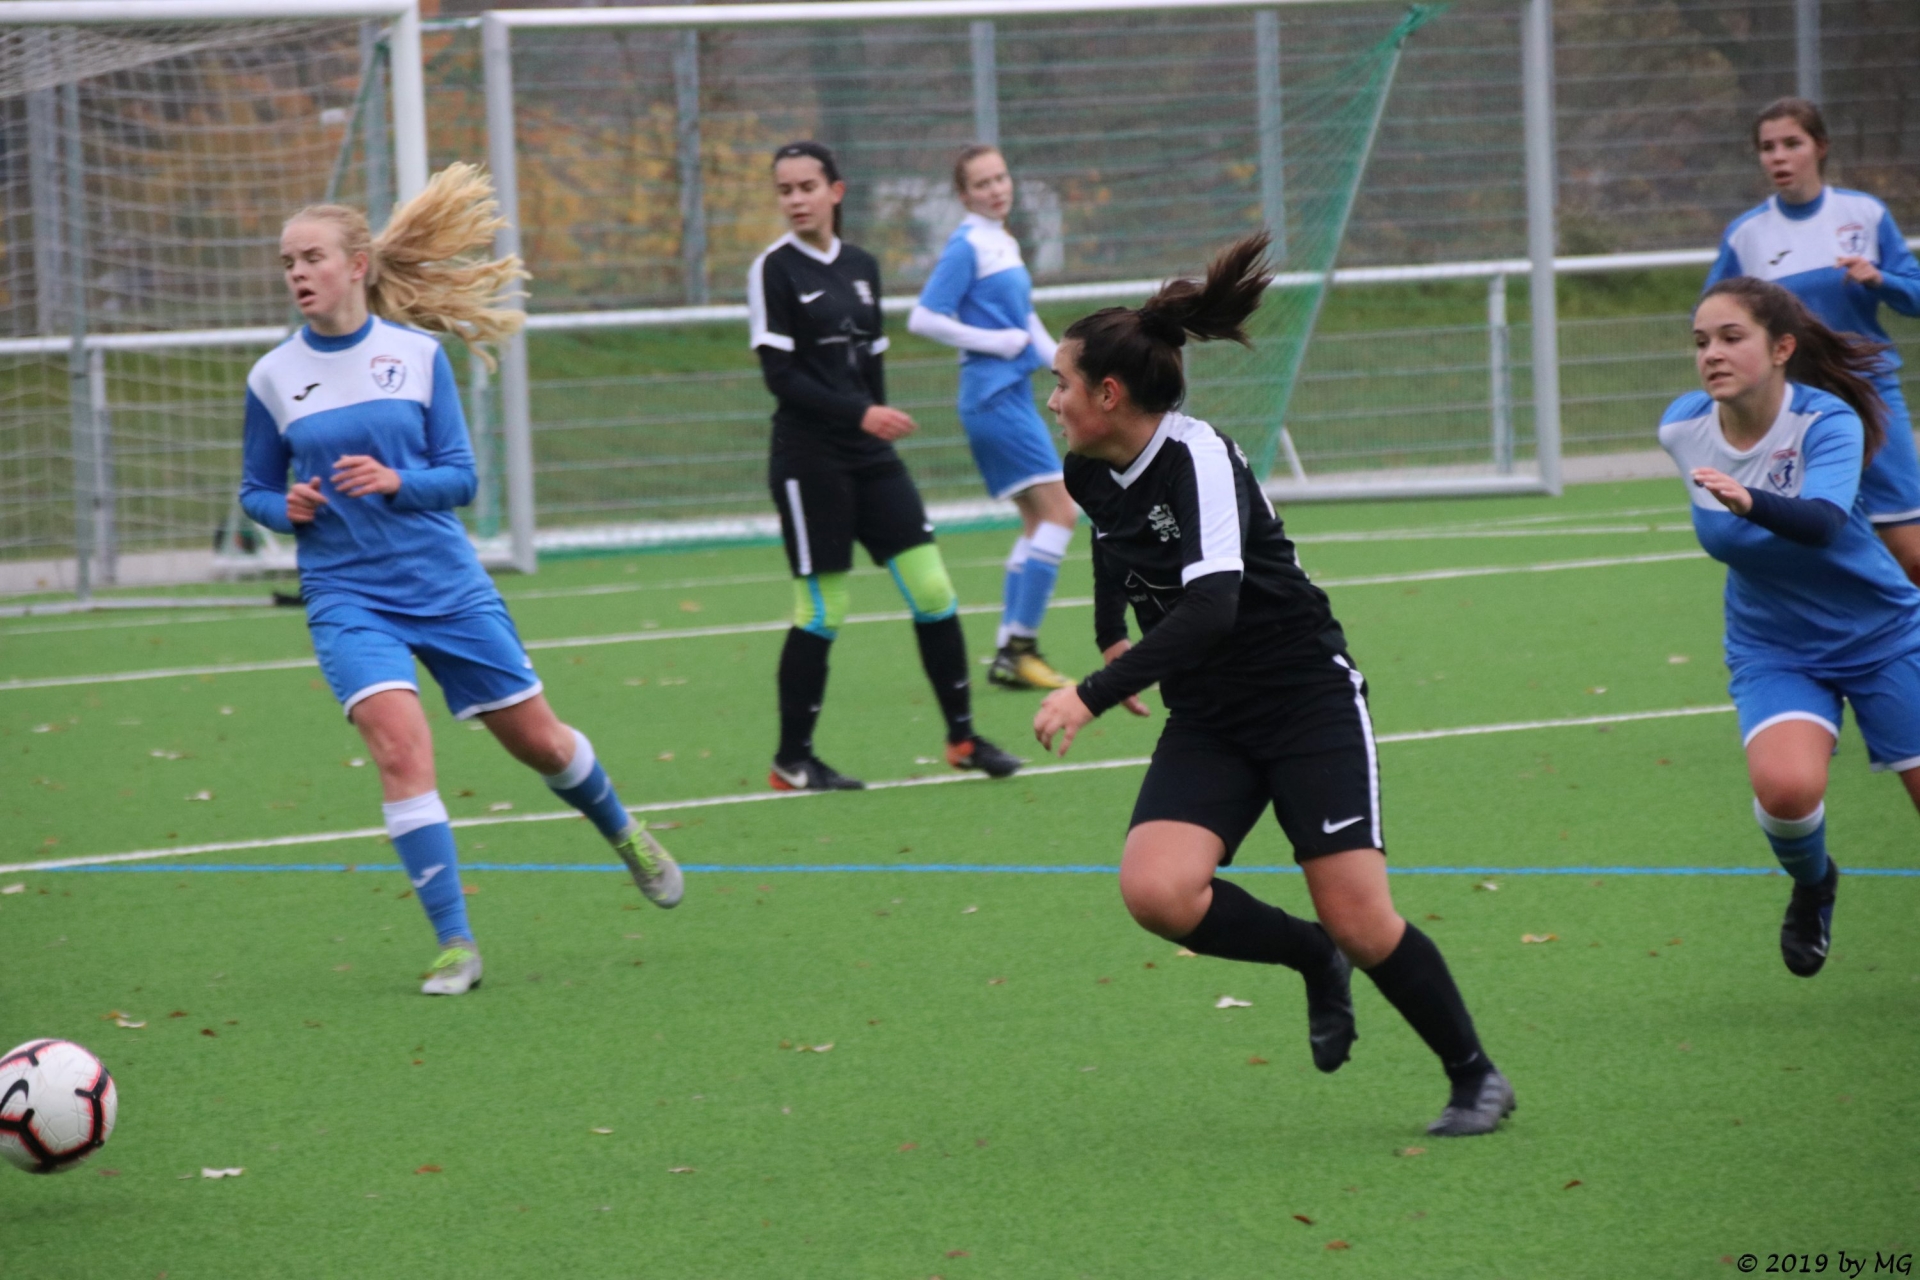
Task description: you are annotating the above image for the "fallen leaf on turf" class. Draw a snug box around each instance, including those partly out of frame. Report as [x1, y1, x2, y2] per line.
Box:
[1, 884, 23, 895]
[987, 977, 1005, 985]
[347, 757, 365, 768]
[333, 964, 352, 972]
[169, 1010, 188, 1018]
[1215, 996, 1252, 1009]
[1292, 1214, 1314, 1225]
[945, 1250, 970, 1258]
[487, 801, 513, 812]
[1521, 933, 1558, 944]
[201, 1167, 244, 1179]
[1326, 1241, 1350, 1251]
[1563, 1179, 1583, 1189]
[200, 1028, 217, 1037]
[799, 1043, 834, 1053]
[899, 1143, 918, 1152]
[591, 1128, 613, 1136]
[1424, 913, 1443, 921]
[187, 790, 213, 802]
[1174, 947, 1197, 957]
[462, 885, 479, 896]
[114, 1016, 146, 1029]
[1396, 1146, 1426, 1157]
[961, 906, 978, 914]
[1474, 880, 1499, 892]
[414, 1165, 442, 1174]
[98, 1168, 119, 1177]
[656, 752, 675, 761]
[667, 1166, 694, 1174]
[1667, 937, 1683, 946]
[1247, 1056, 1269, 1066]
[678, 600, 701, 613]
[1668, 654, 1690, 664]
[1588, 685, 1608, 695]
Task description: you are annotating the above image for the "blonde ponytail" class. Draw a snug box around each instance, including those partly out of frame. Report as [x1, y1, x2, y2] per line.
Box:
[286, 162, 527, 368]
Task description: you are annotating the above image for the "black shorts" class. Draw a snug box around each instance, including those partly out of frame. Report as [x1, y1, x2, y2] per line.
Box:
[1130, 655, 1384, 865]
[770, 453, 934, 577]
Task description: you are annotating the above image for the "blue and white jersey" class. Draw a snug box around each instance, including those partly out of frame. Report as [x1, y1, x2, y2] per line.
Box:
[1658, 382, 1920, 676]
[1706, 188, 1920, 374]
[917, 212, 1048, 411]
[239, 316, 497, 617]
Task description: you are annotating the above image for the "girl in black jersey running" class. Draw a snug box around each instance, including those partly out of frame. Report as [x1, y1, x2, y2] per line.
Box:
[749, 141, 1019, 791]
[1032, 234, 1513, 1137]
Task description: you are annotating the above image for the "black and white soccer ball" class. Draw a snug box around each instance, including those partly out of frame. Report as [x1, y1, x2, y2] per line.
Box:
[0, 1039, 118, 1174]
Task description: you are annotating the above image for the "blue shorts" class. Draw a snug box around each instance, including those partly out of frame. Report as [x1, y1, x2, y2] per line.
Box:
[959, 379, 1064, 501]
[1730, 650, 1920, 772]
[306, 595, 542, 721]
[1859, 378, 1920, 526]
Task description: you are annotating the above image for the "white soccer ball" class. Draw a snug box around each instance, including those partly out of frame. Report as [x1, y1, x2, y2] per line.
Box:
[0, 1039, 118, 1174]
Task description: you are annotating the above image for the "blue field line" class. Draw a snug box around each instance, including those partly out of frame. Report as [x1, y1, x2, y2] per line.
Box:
[26, 861, 1920, 877]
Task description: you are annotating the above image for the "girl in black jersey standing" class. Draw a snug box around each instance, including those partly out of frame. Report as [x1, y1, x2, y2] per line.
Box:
[749, 141, 1020, 791]
[1032, 234, 1513, 1137]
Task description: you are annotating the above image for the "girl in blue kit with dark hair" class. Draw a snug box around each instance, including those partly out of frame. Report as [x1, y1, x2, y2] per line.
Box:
[240, 163, 681, 997]
[911, 144, 1078, 691]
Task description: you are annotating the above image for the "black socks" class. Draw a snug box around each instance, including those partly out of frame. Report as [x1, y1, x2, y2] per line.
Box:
[1178, 877, 1340, 972]
[1363, 923, 1492, 1096]
[912, 614, 975, 746]
[775, 628, 832, 765]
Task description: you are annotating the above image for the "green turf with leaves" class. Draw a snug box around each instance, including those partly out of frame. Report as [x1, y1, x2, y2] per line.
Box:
[2, 479, 1917, 1278]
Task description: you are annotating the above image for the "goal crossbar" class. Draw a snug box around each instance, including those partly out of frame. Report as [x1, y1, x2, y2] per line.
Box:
[489, 0, 1408, 30]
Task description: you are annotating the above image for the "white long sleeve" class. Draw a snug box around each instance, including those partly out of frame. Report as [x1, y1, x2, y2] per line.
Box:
[907, 304, 1030, 360]
[1025, 312, 1058, 366]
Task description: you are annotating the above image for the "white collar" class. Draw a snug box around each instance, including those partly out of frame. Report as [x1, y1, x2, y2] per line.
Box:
[1712, 382, 1801, 460]
[784, 231, 842, 264]
[1110, 414, 1175, 489]
[960, 211, 1005, 234]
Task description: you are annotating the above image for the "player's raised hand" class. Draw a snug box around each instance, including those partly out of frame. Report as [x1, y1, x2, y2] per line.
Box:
[1836, 255, 1883, 289]
[1691, 466, 1753, 515]
[860, 405, 917, 441]
[1034, 685, 1094, 756]
[332, 454, 401, 498]
[286, 475, 328, 524]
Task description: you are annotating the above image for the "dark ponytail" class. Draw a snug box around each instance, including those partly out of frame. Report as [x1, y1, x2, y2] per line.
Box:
[1702, 276, 1888, 461]
[772, 140, 844, 237]
[1062, 232, 1273, 414]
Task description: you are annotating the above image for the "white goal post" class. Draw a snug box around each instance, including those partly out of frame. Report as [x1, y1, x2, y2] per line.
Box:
[480, 0, 1565, 575]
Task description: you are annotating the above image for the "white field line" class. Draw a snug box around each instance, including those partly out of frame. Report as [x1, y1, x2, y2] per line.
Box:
[0, 702, 1735, 874]
[0, 511, 1692, 638]
[0, 550, 1712, 693]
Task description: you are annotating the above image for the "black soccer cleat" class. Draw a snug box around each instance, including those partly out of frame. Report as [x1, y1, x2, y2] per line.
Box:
[1427, 1068, 1516, 1138]
[1302, 940, 1357, 1074]
[1780, 858, 1839, 977]
[947, 734, 1023, 779]
[769, 756, 866, 792]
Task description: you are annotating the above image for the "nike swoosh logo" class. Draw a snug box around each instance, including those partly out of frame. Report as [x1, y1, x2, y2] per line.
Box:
[410, 864, 444, 889]
[799, 290, 826, 304]
[293, 382, 321, 401]
[1321, 815, 1366, 834]
[1769, 249, 1791, 265]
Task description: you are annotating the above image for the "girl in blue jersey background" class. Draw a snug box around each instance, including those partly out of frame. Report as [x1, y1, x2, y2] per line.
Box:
[240, 164, 681, 997]
[1658, 276, 1920, 979]
[910, 145, 1078, 691]
[1706, 97, 1920, 585]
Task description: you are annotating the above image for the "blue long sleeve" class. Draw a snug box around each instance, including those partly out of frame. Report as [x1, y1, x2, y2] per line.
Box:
[238, 388, 295, 534]
[388, 348, 478, 512]
[1870, 211, 1920, 318]
[1703, 235, 1742, 291]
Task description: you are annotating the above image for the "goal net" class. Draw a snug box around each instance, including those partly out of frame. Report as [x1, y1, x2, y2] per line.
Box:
[0, 8, 422, 604]
[483, 1, 1508, 560]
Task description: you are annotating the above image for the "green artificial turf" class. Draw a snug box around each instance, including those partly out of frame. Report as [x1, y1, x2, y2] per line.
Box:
[2, 478, 1917, 1278]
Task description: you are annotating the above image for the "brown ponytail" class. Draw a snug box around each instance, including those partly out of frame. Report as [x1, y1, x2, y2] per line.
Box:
[1701, 277, 1889, 461]
[1062, 232, 1273, 414]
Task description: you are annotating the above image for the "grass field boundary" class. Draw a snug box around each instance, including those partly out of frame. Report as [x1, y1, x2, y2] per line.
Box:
[0, 551, 1710, 693]
[22, 862, 1920, 877]
[0, 704, 1735, 875]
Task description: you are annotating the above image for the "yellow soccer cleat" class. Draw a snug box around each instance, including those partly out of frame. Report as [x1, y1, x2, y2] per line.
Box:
[988, 638, 1072, 691]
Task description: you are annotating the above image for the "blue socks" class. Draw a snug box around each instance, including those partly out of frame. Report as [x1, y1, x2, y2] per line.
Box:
[997, 535, 1029, 649]
[543, 728, 635, 842]
[384, 791, 471, 946]
[1755, 798, 1830, 886]
[1003, 522, 1072, 644]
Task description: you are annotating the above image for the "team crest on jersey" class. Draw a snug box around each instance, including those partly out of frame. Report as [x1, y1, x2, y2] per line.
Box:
[1835, 222, 1869, 257]
[852, 279, 874, 306]
[1147, 503, 1180, 542]
[369, 354, 407, 394]
[1766, 447, 1800, 492]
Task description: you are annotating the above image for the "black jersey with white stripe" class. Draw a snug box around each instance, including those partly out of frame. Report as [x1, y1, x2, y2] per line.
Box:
[748, 233, 894, 466]
[1069, 411, 1347, 728]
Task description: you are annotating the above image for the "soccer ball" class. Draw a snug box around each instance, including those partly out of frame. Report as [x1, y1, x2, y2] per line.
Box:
[0, 1039, 118, 1174]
